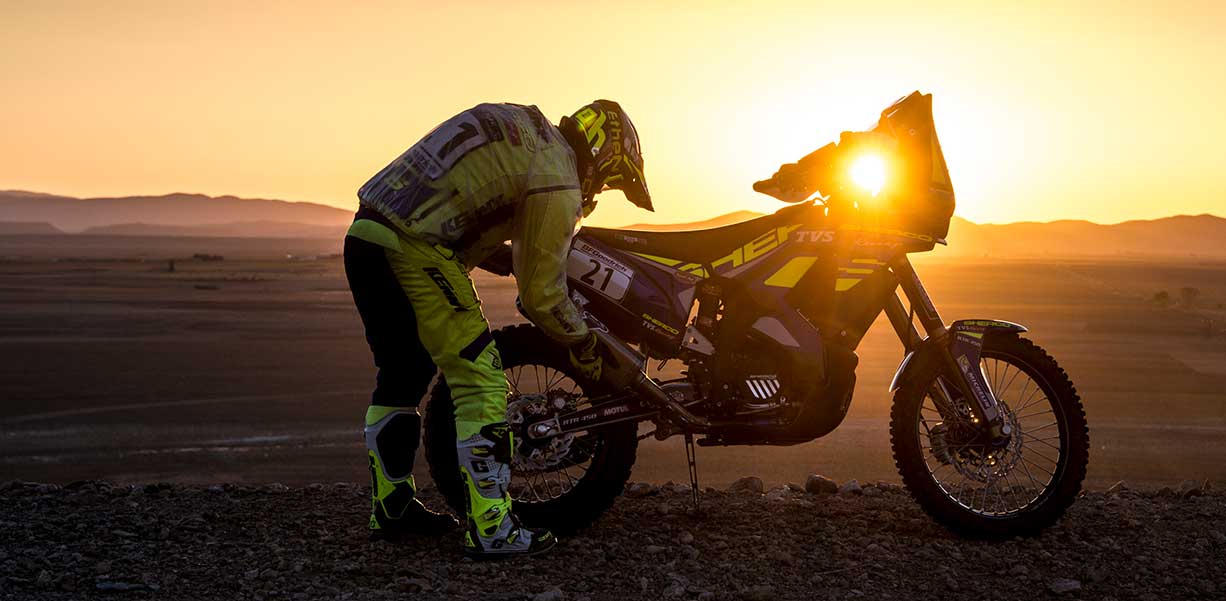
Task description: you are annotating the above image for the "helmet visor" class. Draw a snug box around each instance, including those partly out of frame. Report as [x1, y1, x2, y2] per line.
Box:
[613, 155, 652, 211]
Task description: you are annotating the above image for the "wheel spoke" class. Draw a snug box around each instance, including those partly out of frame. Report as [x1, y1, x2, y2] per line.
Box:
[913, 345, 1076, 519]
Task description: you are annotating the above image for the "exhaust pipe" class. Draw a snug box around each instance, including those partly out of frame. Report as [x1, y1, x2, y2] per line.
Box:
[591, 328, 711, 429]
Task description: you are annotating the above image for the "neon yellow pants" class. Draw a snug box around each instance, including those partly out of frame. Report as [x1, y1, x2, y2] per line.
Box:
[379, 236, 507, 438]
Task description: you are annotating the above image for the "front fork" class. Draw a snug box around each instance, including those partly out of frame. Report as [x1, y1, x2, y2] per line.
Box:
[886, 258, 1022, 443]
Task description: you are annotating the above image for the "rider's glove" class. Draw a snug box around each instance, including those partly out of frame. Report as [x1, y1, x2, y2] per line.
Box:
[568, 332, 603, 383]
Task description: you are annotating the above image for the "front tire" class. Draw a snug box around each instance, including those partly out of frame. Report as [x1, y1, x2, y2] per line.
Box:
[890, 334, 1089, 539]
[423, 324, 638, 535]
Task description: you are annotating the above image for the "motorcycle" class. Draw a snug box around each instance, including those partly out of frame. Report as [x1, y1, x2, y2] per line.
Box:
[423, 92, 1089, 539]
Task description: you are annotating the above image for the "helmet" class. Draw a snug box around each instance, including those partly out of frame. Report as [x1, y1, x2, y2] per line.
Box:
[559, 100, 652, 213]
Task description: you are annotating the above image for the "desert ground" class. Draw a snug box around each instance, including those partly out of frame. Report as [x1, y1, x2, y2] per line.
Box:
[1, 233, 1224, 491]
[3, 481, 1223, 600]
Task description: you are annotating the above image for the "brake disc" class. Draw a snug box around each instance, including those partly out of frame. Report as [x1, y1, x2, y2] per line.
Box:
[933, 410, 1023, 483]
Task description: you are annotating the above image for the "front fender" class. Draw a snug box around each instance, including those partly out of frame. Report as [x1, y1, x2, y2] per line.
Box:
[888, 319, 1027, 392]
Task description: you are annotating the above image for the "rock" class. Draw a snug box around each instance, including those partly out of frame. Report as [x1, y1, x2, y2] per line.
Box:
[678, 531, 695, 545]
[874, 481, 903, 493]
[265, 483, 290, 494]
[1156, 487, 1176, 498]
[862, 485, 882, 498]
[1049, 578, 1082, 594]
[767, 549, 794, 565]
[645, 545, 666, 555]
[785, 482, 805, 493]
[838, 480, 863, 495]
[764, 487, 789, 501]
[741, 585, 775, 601]
[96, 581, 150, 593]
[663, 582, 686, 597]
[727, 477, 764, 495]
[625, 482, 658, 498]
[804, 474, 838, 495]
[35, 569, 52, 587]
[1105, 480, 1128, 495]
[399, 578, 432, 593]
[1177, 480, 1205, 498]
[533, 588, 564, 601]
[1210, 531, 1226, 546]
[1008, 564, 1028, 576]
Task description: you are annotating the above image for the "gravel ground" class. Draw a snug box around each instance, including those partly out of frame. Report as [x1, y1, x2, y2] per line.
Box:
[1, 478, 1223, 601]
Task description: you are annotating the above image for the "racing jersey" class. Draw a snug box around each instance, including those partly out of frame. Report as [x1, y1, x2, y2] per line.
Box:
[349, 103, 589, 345]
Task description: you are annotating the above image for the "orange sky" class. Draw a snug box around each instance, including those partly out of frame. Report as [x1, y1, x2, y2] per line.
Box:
[2, 1, 1223, 228]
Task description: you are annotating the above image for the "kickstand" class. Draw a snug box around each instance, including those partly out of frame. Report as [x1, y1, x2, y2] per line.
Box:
[684, 433, 701, 514]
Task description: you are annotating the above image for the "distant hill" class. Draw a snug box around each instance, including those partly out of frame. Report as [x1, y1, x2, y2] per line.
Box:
[621, 210, 1226, 259]
[942, 214, 1226, 259]
[0, 190, 352, 233]
[82, 221, 349, 239]
[0, 221, 62, 235]
[3, 189, 1223, 258]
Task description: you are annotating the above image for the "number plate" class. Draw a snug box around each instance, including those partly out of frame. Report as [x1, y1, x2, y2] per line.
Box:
[567, 241, 634, 301]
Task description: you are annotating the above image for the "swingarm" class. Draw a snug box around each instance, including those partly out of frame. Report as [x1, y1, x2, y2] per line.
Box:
[520, 380, 698, 441]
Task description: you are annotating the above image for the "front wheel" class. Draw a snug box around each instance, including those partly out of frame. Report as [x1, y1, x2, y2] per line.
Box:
[890, 334, 1089, 539]
[423, 324, 639, 535]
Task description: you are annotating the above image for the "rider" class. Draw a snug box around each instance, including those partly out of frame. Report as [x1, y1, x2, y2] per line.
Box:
[343, 100, 651, 558]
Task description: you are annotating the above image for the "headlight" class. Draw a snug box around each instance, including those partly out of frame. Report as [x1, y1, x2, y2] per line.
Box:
[849, 154, 886, 197]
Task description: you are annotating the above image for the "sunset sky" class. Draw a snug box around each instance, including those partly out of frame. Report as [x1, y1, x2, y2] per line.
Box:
[2, 1, 1223, 228]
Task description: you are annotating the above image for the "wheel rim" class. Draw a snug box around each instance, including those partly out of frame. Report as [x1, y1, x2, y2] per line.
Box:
[915, 350, 1067, 517]
[504, 363, 599, 504]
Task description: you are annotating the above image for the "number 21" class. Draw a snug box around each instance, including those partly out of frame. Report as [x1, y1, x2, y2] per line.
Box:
[580, 259, 614, 291]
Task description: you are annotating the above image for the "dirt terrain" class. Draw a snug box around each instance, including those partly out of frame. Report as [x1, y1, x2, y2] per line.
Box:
[2, 239, 1224, 490]
[1, 478, 1222, 601]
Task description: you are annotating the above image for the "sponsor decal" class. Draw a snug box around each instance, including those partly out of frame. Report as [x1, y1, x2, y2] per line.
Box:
[855, 238, 900, 248]
[710, 224, 803, 274]
[616, 234, 648, 245]
[640, 313, 680, 336]
[568, 242, 634, 301]
[422, 267, 465, 311]
[560, 403, 632, 428]
[793, 230, 835, 243]
[957, 354, 998, 411]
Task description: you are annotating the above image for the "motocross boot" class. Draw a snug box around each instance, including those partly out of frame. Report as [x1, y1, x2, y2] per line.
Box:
[365, 406, 459, 539]
[457, 422, 556, 558]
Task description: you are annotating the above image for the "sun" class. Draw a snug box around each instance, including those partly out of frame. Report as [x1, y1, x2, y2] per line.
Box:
[850, 154, 886, 197]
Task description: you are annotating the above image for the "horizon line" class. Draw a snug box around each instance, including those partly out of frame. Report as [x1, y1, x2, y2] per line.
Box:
[3, 187, 1223, 228]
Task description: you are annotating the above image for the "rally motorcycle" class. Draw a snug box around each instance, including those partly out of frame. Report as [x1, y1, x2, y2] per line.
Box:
[423, 92, 1089, 539]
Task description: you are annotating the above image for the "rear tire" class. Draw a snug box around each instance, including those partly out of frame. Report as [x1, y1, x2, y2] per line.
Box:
[890, 334, 1089, 539]
[423, 324, 638, 535]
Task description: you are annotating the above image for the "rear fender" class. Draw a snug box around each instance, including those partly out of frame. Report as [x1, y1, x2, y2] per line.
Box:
[889, 319, 1027, 392]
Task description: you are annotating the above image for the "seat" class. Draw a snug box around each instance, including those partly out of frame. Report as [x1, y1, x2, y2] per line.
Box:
[582, 202, 812, 266]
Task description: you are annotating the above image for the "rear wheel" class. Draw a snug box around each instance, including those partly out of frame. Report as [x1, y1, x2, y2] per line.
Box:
[423, 324, 638, 534]
[890, 334, 1089, 539]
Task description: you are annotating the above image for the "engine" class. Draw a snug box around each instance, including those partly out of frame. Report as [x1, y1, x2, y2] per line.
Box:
[694, 343, 794, 419]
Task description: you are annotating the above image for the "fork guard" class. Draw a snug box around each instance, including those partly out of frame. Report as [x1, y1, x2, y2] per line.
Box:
[889, 319, 1027, 393]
